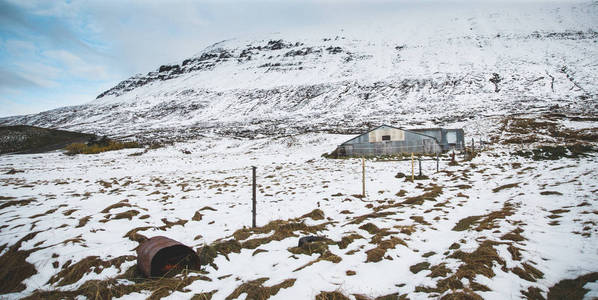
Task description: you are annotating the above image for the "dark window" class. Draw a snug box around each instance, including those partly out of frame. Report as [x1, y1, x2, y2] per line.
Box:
[382, 135, 391, 141]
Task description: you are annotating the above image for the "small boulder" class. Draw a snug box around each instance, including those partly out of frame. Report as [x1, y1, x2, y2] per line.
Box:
[298, 236, 327, 247]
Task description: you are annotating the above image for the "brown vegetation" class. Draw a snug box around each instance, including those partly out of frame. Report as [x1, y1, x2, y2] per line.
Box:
[0, 198, 35, 210]
[547, 272, 598, 300]
[0, 232, 42, 293]
[492, 183, 519, 193]
[315, 291, 351, 300]
[65, 140, 140, 155]
[452, 202, 516, 232]
[402, 184, 443, 205]
[225, 278, 296, 300]
[48, 255, 135, 286]
[101, 201, 133, 213]
[409, 262, 430, 274]
[26, 265, 211, 300]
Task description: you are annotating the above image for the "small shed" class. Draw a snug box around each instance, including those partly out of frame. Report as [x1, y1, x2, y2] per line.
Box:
[334, 125, 464, 157]
[409, 128, 465, 151]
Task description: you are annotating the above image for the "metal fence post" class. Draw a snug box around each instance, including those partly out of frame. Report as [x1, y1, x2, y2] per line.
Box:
[252, 166, 256, 228]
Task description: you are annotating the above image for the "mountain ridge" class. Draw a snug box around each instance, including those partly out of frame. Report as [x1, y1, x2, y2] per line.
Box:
[1, 2, 597, 140]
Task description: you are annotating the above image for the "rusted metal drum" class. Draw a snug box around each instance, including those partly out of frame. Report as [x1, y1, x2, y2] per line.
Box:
[137, 236, 200, 277]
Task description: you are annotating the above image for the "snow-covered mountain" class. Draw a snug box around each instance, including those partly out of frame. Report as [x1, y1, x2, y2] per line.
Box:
[2, 2, 597, 140]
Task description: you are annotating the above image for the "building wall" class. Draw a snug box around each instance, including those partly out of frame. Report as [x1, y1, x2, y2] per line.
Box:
[340, 126, 441, 156]
[410, 128, 465, 151]
[444, 129, 465, 150]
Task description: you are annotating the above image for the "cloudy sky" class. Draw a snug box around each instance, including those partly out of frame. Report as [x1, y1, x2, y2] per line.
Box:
[0, 0, 407, 117]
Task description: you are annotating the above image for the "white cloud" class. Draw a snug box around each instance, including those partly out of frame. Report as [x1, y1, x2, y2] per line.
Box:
[0, 90, 95, 117]
[43, 49, 109, 80]
[4, 39, 36, 56]
[13, 61, 60, 88]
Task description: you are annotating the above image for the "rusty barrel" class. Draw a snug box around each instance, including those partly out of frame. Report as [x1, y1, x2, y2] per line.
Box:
[137, 236, 200, 277]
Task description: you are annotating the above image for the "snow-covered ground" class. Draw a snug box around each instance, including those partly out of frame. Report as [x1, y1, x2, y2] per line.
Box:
[1, 124, 597, 299]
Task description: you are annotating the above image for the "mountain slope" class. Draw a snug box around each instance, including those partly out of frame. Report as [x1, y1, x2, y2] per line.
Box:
[1, 2, 597, 140]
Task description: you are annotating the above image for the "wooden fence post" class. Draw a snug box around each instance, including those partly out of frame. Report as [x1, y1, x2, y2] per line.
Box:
[362, 157, 366, 197]
[252, 166, 256, 228]
[411, 152, 414, 182]
[436, 152, 439, 172]
[419, 157, 422, 177]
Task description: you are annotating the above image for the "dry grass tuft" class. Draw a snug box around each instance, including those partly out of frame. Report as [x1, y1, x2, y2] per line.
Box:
[198, 239, 242, 267]
[123, 226, 152, 243]
[428, 263, 451, 278]
[225, 277, 296, 300]
[62, 209, 77, 216]
[410, 216, 430, 225]
[492, 183, 519, 193]
[316, 291, 351, 300]
[547, 272, 598, 300]
[289, 237, 343, 271]
[337, 233, 364, 249]
[409, 262, 430, 274]
[452, 202, 516, 232]
[112, 209, 140, 220]
[365, 236, 405, 263]
[512, 262, 544, 282]
[192, 211, 203, 221]
[501, 227, 525, 242]
[300, 209, 325, 220]
[402, 184, 443, 205]
[422, 251, 436, 258]
[0, 232, 42, 293]
[440, 291, 483, 300]
[252, 249, 268, 256]
[348, 211, 395, 223]
[65, 140, 140, 155]
[199, 206, 217, 211]
[159, 218, 188, 229]
[29, 208, 58, 219]
[540, 191, 563, 196]
[48, 255, 135, 286]
[77, 215, 91, 228]
[507, 245, 522, 261]
[289, 239, 335, 256]
[101, 201, 132, 213]
[452, 216, 483, 231]
[27, 267, 211, 300]
[359, 223, 380, 234]
[449, 241, 505, 281]
[521, 286, 544, 300]
[374, 292, 406, 300]
[191, 290, 218, 300]
[0, 198, 35, 210]
[417, 240, 506, 295]
[293, 250, 342, 272]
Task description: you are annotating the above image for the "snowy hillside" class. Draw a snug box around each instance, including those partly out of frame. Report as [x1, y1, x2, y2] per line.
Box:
[1, 2, 597, 140]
